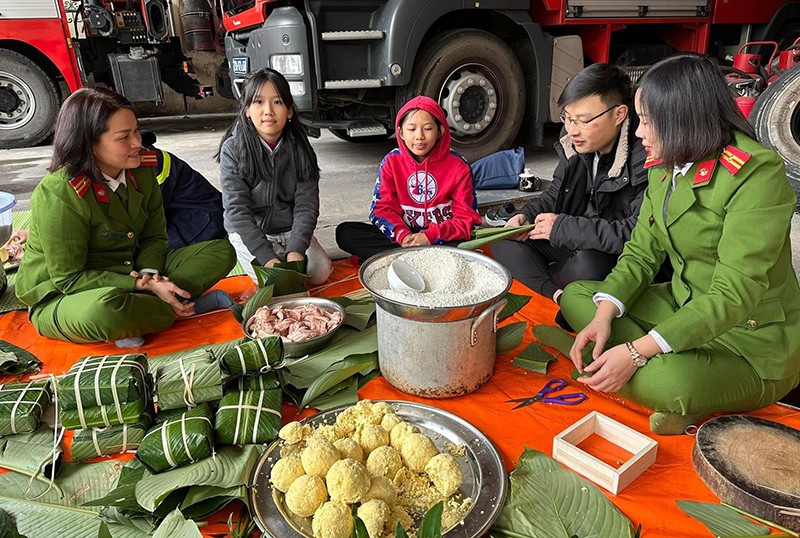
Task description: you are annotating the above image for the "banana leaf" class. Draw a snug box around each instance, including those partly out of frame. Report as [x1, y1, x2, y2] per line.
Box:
[457, 224, 535, 250]
[512, 341, 556, 374]
[57, 354, 149, 410]
[179, 485, 246, 519]
[498, 292, 531, 321]
[252, 260, 307, 296]
[0, 425, 63, 486]
[241, 284, 274, 323]
[490, 448, 635, 537]
[134, 445, 261, 513]
[0, 341, 41, 376]
[215, 388, 282, 445]
[0, 459, 149, 538]
[151, 349, 223, 410]
[329, 297, 377, 331]
[219, 336, 283, 377]
[71, 408, 154, 462]
[154, 406, 189, 424]
[675, 500, 770, 537]
[227, 371, 280, 392]
[97, 507, 157, 536]
[532, 324, 594, 366]
[136, 403, 214, 474]
[0, 380, 51, 436]
[59, 391, 148, 431]
[151, 509, 202, 538]
[298, 353, 378, 410]
[496, 322, 527, 354]
[83, 459, 149, 515]
[0, 507, 26, 538]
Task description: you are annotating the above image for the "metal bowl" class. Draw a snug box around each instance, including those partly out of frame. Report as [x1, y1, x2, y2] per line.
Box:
[358, 245, 511, 322]
[242, 296, 346, 358]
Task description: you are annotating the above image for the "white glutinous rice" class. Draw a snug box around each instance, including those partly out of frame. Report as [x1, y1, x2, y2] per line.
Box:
[366, 249, 506, 307]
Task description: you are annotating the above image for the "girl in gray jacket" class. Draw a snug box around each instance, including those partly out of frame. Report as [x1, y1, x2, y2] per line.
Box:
[217, 68, 332, 285]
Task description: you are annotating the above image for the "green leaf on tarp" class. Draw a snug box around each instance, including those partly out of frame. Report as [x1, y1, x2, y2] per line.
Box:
[252, 262, 307, 296]
[0, 460, 139, 538]
[491, 449, 635, 538]
[280, 326, 378, 390]
[0, 507, 27, 538]
[513, 341, 556, 374]
[496, 322, 526, 354]
[180, 485, 246, 519]
[242, 285, 274, 325]
[306, 377, 361, 411]
[0, 341, 41, 376]
[134, 445, 261, 513]
[498, 292, 531, 321]
[675, 501, 770, 537]
[84, 460, 148, 514]
[532, 324, 594, 367]
[458, 224, 535, 251]
[151, 509, 202, 538]
[418, 501, 444, 538]
[299, 353, 379, 409]
[0, 425, 63, 487]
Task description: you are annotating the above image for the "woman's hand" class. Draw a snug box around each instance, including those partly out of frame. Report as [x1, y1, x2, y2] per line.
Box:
[286, 251, 305, 263]
[401, 233, 430, 247]
[577, 344, 639, 393]
[504, 214, 533, 241]
[569, 300, 619, 372]
[134, 275, 194, 318]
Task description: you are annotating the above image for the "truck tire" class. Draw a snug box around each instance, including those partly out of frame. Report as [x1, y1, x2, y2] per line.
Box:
[0, 49, 61, 149]
[750, 63, 800, 210]
[404, 29, 525, 162]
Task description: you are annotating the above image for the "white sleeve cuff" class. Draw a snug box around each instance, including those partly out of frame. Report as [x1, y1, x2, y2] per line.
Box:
[648, 330, 672, 354]
[593, 293, 625, 317]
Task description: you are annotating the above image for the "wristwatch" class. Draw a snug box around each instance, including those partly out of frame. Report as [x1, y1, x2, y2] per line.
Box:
[626, 341, 648, 367]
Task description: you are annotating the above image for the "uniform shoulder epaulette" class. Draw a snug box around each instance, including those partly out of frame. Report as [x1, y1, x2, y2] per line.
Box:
[138, 150, 158, 167]
[69, 174, 91, 198]
[719, 145, 751, 176]
[644, 153, 663, 169]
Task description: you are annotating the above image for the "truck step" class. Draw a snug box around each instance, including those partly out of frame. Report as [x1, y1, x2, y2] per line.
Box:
[346, 120, 387, 138]
[321, 30, 385, 41]
[324, 79, 383, 89]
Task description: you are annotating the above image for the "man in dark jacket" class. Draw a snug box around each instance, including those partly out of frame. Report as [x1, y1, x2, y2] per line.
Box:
[140, 130, 226, 249]
[493, 64, 647, 325]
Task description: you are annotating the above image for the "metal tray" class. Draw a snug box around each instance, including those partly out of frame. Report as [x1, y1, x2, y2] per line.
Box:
[249, 400, 508, 537]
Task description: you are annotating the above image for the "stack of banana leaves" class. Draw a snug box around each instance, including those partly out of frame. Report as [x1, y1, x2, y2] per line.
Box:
[0, 379, 52, 436]
[70, 406, 154, 462]
[57, 354, 150, 430]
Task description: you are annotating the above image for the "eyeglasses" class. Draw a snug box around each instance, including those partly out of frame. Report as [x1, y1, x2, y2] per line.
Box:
[559, 104, 621, 129]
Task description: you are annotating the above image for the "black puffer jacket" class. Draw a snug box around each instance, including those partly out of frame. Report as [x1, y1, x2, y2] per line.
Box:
[520, 117, 647, 255]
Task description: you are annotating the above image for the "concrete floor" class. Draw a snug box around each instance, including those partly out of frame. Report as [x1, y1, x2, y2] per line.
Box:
[2, 115, 799, 279]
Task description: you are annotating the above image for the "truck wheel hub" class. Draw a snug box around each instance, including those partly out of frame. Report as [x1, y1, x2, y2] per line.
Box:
[0, 73, 34, 129]
[440, 65, 497, 137]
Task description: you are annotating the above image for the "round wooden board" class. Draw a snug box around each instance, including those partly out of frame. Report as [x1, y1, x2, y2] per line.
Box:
[692, 415, 800, 531]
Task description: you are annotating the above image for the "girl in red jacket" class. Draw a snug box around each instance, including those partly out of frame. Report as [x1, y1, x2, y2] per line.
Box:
[336, 96, 481, 261]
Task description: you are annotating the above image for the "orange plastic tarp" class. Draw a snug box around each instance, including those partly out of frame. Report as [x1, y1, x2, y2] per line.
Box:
[1, 261, 798, 537]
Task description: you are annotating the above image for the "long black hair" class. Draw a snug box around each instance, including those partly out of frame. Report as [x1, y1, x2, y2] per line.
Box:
[49, 87, 136, 184]
[637, 53, 756, 169]
[216, 68, 319, 184]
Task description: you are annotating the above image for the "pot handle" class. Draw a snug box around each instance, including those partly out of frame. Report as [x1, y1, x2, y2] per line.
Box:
[470, 299, 507, 347]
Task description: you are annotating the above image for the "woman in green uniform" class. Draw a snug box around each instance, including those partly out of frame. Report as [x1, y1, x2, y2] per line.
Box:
[16, 88, 236, 347]
[562, 54, 800, 434]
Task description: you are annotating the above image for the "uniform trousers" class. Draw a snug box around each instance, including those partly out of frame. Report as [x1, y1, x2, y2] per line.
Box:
[30, 239, 236, 343]
[560, 280, 800, 415]
[492, 238, 618, 301]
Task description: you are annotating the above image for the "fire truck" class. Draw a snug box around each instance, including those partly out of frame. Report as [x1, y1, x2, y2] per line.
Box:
[0, 0, 211, 149]
[219, 0, 800, 188]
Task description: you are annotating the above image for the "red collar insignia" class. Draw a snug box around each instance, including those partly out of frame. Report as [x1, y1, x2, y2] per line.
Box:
[692, 159, 717, 187]
[92, 183, 110, 203]
[125, 170, 139, 189]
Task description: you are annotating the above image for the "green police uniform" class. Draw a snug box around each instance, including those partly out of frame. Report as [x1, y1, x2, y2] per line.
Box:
[561, 132, 800, 417]
[16, 152, 236, 343]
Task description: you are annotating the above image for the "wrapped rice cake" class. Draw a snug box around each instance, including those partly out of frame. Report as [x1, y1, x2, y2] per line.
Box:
[151, 349, 224, 410]
[58, 354, 148, 410]
[70, 407, 154, 462]
[215, 386, 282, 446]
[0, 380, 51, 436]
[60, 390, 149, 430]
[137, 402, 215, 473]
[220, 336, 283, 376]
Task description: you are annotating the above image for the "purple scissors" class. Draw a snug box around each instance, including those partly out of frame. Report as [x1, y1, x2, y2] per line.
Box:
[506, 378, 587, 410]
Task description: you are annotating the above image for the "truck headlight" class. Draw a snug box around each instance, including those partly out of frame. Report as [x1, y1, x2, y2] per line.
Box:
[270, 54, 303, 76]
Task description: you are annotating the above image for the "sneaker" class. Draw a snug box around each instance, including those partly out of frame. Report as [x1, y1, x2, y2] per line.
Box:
[483, 203, 517, 226]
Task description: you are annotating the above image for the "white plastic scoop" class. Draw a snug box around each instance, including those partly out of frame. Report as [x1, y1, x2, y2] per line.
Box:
[388, 259, 425, 292]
